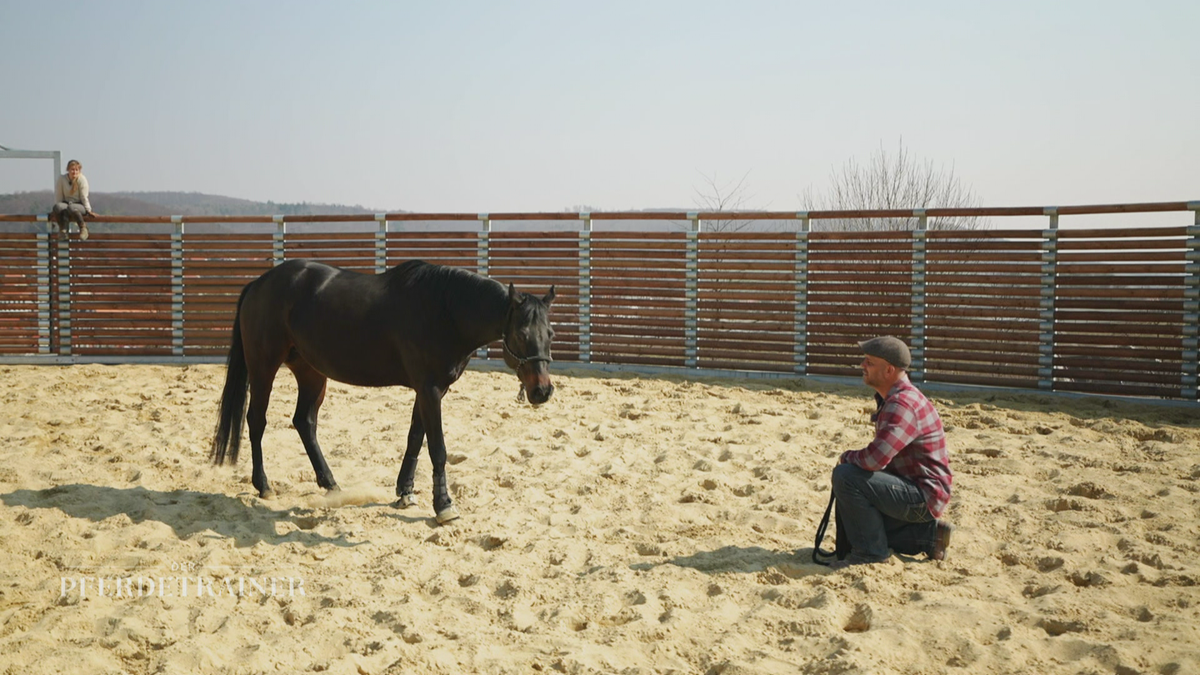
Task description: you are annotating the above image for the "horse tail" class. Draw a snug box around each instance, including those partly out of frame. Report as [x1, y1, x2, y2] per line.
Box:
[211, 283, 252, 466]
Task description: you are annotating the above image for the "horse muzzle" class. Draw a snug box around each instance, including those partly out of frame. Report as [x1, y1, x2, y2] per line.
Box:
[526, 381, 554, 405]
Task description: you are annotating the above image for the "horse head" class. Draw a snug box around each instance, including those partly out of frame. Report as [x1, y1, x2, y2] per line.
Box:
[503, 283, 556, 405]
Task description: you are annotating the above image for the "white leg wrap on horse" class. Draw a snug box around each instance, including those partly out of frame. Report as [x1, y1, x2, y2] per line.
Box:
[398, 493, 418, 508]
[435, 504, 461, 524]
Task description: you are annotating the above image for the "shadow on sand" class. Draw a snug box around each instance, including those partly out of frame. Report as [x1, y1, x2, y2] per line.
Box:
[629, 545, 824, 577]
[1, 483, 365, 549]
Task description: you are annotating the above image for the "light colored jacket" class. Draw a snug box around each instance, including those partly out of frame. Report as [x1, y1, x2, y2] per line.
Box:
[54, 174, 92, 212]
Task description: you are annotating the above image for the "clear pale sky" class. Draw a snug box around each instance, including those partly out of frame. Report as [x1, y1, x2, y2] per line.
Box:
[1, 1, 1197, 215]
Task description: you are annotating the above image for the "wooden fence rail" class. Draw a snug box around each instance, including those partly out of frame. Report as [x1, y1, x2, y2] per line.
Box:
[1, 201, 1197, 400]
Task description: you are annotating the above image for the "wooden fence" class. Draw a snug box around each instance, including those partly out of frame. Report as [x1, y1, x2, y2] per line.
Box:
[1, 202, 1197, 400]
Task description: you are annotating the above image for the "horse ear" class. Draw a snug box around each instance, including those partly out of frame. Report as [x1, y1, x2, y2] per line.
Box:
[508, 283, 519, 307]
[543, 285, 556, 306]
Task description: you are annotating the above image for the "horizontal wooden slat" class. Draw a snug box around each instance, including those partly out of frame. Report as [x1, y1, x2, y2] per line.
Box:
[697, 310, 796, 324]
[698, 298, 795, 311]
[1054, 344, 1184, 361]
[925, 296, 1042, 309]
[1054, 310, 1186, 324]
[590, 354, 687, 368]
[927, 285, 1043, 297]
[926, 274, 1043, 287]
[1056, 283, 1185, 296]
[1053, 333, 1184, 348]
[923, 360, 1041, 377]
[806, 365, 864, 378]
[808, 319, 913, 332]
[591, 232, 688, 240]
[696, 337, 794, 353]
[924, 337, 1042, 354]
[591, 242, 687, 252]
[591, 344, 687, 358]
[1053, 381, 1182, 398]
[926, 239, 1044, 251]
[807, 261, 912, 273]
[1057, 250, 1185, 263]
[1057, 237, 1188, 250]
[1052, 368, 1185, 385]
[923, 326, 1042, 341]
[696, 359, 795, 372]
[695, 323, 796, 336]
[926, 372, 1040, 388]
[927, 228, 1046, 240]
[1055, 225, 1189, 239]
[924, 252, 1044, 263]
[925, 262, 1043, 274]
[69, 347, 176, 356]
[591, 319, 689, 333]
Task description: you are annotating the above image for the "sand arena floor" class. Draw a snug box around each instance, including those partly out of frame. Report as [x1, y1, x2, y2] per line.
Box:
[0, 364, 1198, 674]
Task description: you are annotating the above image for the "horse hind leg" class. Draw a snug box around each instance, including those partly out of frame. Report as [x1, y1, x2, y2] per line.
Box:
[395, 401, 425, 507]
[288, 360, 339, 492]
[246, 370, 276, 498]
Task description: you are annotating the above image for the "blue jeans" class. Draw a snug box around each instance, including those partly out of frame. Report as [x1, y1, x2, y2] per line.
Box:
[831, 463, 937, 563]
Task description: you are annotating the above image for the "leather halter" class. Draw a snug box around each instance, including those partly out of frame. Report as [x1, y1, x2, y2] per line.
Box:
[503, 303, 552, 403]
[503, 337, 553, 367]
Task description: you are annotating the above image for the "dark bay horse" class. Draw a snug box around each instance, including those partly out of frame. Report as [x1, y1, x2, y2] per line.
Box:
[210, 259, 555, 524]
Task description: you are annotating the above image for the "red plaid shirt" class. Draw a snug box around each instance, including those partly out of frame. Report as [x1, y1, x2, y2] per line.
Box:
[839, 377, 952, 518]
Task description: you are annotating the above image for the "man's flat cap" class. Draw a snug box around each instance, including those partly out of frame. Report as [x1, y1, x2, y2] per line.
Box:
[858, 336, 911, 369]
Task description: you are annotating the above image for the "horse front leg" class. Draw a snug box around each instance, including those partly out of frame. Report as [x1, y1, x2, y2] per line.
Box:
[291, 365, 339, 492]
[415, 385, 458, 524]
[395, 401, 425, 507]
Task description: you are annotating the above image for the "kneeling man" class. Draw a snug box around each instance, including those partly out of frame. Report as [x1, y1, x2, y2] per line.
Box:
[831, 336, 954, 568]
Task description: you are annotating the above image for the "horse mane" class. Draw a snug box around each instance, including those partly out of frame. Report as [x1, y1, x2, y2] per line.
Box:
[386, 259, 507, 302]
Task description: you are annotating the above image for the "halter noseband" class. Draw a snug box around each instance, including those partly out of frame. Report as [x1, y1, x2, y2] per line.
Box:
[503, 337, 553, 367]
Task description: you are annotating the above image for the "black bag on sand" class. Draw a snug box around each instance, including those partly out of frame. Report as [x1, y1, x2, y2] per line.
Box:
[812, 489, 850, 566]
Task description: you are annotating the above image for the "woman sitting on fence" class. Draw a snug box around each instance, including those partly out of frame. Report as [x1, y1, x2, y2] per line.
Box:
[50, 159, 95, 240]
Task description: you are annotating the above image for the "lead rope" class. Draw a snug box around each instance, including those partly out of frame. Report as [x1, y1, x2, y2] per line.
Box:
[812, 489, 837, 566]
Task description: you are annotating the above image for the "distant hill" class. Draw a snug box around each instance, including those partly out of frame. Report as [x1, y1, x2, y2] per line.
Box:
[0, 190, 388, 217]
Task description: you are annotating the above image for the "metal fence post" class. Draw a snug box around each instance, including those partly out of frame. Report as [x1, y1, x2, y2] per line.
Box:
[478, 213, 491, 359]
[578, 212, 592, 363]
[1038, 207, 1059, 391]
[37, 217, 51, 354]
[1184, 203, 1200, 399]
[685, 212, 700, 368]
[56, 230, 71, 356]
[794, 213, 809, 376]
[272, 215, 286, 266]
[375, 214, 389, 274]
[911, 211, 928, 383]
[171, 217, 185, 356]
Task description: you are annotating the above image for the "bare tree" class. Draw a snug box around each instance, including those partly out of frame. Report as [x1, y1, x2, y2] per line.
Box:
[690, 170, 757, 233]
[802, 140, 987, 231]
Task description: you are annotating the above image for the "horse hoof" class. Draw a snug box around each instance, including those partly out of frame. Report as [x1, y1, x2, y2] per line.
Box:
[435, 505, 461, 525]
[396, 494, 418, 508]
[258, 489, 275, 499]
